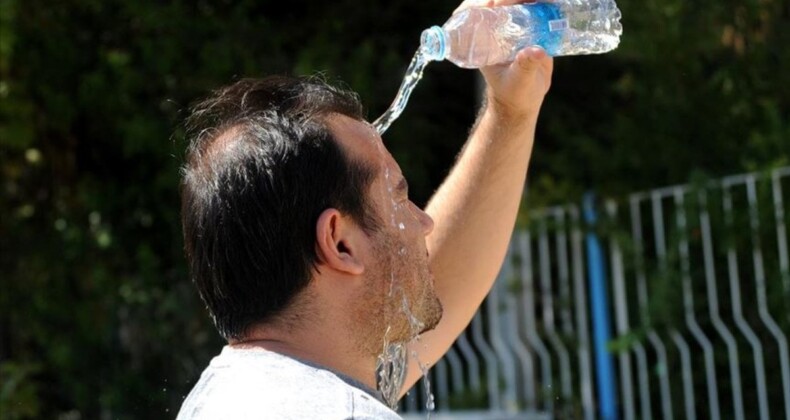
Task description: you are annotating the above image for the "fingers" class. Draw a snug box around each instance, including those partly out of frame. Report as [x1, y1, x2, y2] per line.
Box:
[453, 0, 492, 15]
[493, 0, 536, 5]
[454, 0, 535, 15]
[515, 46, 548, 69]
[481, 45, 552, 116]
[479, 46, 551, 81]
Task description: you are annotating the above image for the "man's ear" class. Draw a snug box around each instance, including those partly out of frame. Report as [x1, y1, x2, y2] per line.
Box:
[315, 208, 365, 275]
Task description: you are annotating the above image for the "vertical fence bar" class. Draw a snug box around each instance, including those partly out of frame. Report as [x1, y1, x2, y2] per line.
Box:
[675, 189, 720, 420]
[442, 347, 464, 399]
[583, 193, 618, 420]
[651, 192, 695, 420]
[746, 176, 790, 420]
[722, 182, 769, 420]
[454, 327, 481, 394]
[630, 194, 671, 420]
[517, 230, 554, 413]
[539, 217, 573, 401]
[569, 206, 595, 420]
[470, 309, 500, 411]
[606, 200, 635, 420]
[669, 332, 695, 420]
[489, 251, 518, 411]
[554, 209, 575, 337]
[435, 358, 450, 412]
[698, 190, 744, 420]
[502, 245, 537, 409]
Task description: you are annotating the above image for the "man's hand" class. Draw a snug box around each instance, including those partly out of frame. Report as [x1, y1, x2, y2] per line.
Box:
[482, 47, 553, 122]
[455, 0, 554, 121]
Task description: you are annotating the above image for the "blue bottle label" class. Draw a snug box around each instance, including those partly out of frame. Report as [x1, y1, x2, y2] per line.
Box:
[523, 2, 565, 55]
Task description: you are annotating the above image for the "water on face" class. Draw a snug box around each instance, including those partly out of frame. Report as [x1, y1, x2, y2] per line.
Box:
[372, 48, 432, 135]
[370, 132, 436, 416]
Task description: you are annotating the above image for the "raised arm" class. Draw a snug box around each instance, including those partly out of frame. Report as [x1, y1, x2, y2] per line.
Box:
[401, 10, 553, 393]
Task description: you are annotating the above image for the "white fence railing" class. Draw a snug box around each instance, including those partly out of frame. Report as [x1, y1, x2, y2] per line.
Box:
[402, 167, 790, 419]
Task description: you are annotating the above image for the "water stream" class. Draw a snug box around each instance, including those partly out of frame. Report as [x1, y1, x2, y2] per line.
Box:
[372, 48, 432, 135]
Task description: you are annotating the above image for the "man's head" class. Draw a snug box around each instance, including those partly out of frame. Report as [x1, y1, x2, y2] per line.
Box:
[181, 76, 441, 347]
[322, 115, 443, 354]
[181, 76, 376, 339]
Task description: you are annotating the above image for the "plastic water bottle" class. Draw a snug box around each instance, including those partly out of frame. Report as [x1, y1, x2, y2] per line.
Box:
[372, 0, 622, 133]
[420, 0, 623, 68]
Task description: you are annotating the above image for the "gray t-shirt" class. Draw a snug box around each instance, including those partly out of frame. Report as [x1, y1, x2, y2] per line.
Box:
[176, 346, 402, 419]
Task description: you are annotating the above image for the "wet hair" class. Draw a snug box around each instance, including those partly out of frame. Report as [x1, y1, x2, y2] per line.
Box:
[181, 76, 378, 340]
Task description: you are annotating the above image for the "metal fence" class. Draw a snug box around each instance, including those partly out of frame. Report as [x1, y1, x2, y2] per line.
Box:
[402, 167, 790, 419]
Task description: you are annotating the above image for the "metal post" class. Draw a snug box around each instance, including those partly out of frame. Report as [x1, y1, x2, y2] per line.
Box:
[583, 192, 618, 420]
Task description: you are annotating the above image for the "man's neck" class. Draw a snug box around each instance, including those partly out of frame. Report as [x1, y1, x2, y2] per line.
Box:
[232, 322, 379, 391]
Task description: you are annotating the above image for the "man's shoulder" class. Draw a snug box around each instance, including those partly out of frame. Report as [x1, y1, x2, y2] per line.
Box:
[176, 347, 402, 419]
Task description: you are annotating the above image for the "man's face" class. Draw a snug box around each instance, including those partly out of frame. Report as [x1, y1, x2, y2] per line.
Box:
[327, 115, 442, 347]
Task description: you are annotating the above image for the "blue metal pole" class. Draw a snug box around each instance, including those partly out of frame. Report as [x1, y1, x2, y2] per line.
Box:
[583, 192, 619, 420]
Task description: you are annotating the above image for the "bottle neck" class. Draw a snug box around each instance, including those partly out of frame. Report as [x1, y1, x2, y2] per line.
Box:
[420, 26, 447, 62]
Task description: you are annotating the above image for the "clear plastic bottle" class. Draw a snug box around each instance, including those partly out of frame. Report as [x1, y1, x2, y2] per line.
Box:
[420, 0, 623, 68]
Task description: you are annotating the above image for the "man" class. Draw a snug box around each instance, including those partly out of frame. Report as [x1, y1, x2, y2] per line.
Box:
[177, 0, 553, 417]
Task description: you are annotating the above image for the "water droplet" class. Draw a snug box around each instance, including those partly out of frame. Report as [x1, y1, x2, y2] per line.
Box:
[427, 395, 435, 411]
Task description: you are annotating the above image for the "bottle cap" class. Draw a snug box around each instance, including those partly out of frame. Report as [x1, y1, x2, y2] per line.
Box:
[420, 26, 446, 62]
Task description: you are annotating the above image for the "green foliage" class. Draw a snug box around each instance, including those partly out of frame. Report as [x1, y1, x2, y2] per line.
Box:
[447, 383, 488, 409]
[528, 0, 790, 206]
[0, 362, 41, 419]
[0, 0, 788, 417]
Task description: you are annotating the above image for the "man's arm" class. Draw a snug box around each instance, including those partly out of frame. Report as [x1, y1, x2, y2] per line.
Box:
[401, 15, 553, 393]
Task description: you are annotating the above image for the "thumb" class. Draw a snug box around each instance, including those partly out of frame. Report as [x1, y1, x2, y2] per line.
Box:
[511, 46, 552, 95]
[513, 46, 547, 74]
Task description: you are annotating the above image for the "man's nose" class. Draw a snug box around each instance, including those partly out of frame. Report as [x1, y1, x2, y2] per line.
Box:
[418, 208, 435, 235]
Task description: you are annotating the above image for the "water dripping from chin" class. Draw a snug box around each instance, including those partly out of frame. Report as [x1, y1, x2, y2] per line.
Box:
[376, 334, 408, 410]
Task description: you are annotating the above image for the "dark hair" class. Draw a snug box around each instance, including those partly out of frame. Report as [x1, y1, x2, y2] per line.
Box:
[181, 76, 378, 340]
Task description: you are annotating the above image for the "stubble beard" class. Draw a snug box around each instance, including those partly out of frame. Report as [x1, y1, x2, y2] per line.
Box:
[359, 234, 442, 353]
[354, 232, 444, 406]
